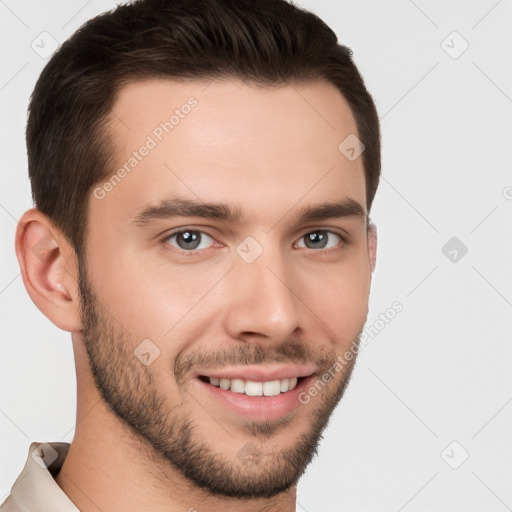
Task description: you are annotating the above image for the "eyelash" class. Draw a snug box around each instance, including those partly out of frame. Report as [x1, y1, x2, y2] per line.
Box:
[161, 228, 348, 256]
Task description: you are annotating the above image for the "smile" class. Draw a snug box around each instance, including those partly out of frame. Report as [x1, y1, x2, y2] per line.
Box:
[199, 376, 299, 396]
[195, 373, 316, 422]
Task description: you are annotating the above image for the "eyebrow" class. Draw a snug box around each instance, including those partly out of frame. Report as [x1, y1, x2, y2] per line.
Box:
[131, 196, 366, 226]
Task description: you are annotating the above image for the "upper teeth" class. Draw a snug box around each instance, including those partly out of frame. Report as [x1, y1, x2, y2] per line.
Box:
[208, 377, 299, 396]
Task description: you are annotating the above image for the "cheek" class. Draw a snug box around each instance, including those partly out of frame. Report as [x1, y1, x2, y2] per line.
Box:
[83, 236, 160, 339]
[86, 237, 228, 344]
[298, 257, 371, 342]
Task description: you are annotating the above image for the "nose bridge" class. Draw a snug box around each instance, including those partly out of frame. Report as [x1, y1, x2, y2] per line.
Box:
[224, 240, 301, 340]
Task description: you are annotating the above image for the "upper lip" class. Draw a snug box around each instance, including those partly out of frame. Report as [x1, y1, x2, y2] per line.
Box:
[195, 364, 317, 382]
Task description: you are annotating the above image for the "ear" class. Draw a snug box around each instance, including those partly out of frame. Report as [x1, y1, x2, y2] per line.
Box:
[368, 221, 377, 273]
[15, 208, 82, 332]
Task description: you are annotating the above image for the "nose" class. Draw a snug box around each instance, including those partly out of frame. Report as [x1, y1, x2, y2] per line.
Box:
[223, 247, 301, 343]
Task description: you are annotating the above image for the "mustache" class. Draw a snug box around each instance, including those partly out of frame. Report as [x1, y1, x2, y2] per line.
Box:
[173, 339, 333, 384]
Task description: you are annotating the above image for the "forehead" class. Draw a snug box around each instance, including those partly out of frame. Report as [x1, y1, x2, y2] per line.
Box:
[96, 78, 366, 225]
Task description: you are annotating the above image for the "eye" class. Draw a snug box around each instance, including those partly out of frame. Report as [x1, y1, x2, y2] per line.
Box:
[296, 230, 343, 250]
[164, 230, 215, 251]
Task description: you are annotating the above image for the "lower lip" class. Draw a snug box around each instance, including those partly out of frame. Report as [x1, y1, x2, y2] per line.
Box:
[195, 375, 315, 422]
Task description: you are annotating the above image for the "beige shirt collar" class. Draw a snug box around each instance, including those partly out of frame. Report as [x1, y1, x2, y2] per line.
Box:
[1, 442, 78, 512]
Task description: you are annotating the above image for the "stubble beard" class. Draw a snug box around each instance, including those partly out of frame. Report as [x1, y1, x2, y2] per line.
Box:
[77, 262, 361, 499]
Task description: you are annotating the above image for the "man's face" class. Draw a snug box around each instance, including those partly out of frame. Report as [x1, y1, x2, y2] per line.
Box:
[80, 78, 372, 498]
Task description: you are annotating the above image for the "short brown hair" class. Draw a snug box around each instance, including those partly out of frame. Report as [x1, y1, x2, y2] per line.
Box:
[27, 0, 381, 256]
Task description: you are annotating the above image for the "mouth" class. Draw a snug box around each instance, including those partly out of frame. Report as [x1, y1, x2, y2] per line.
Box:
[197, 374, 304, 396]
[194, 373, 316, 422]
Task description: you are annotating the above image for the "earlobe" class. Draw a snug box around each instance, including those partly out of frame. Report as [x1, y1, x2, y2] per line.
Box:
[15, 209, 82, 332]
[368, 221, 377, 273]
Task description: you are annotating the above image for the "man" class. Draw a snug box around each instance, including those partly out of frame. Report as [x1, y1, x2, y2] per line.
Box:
[2, 0, 380, 510]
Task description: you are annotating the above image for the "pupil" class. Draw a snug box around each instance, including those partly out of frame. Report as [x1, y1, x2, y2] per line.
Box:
[305, 231, 327, 249]
[178, 231, 201, 250]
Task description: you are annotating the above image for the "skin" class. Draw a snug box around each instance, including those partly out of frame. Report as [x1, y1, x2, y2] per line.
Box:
[16, 78, 377, 512]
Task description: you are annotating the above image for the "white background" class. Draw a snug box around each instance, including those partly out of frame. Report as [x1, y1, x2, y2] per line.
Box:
[1, 1, 511, 510]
